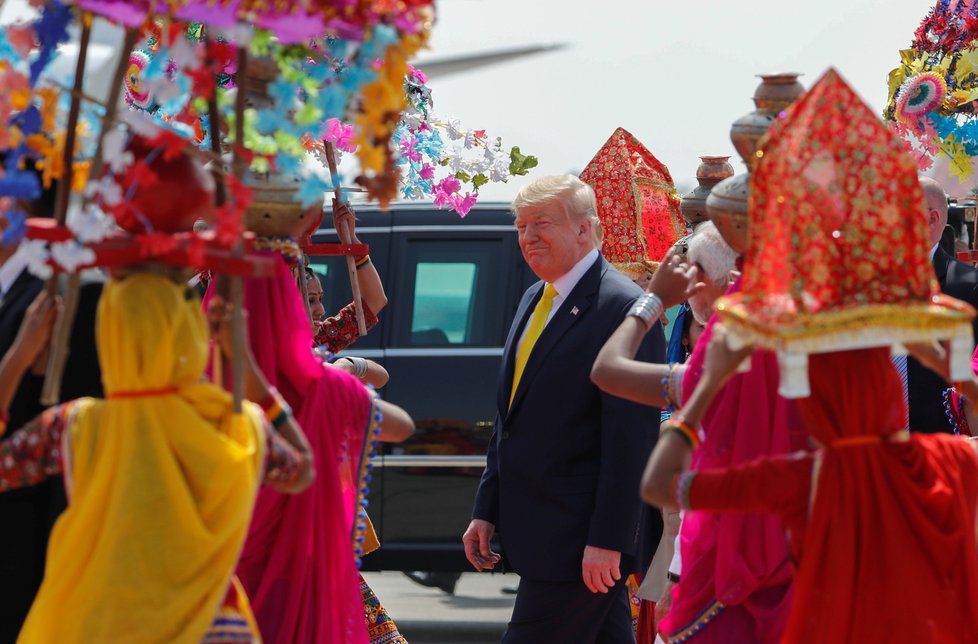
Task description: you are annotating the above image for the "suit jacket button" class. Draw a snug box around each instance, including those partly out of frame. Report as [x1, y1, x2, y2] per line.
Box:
[501, 431, 510, 439]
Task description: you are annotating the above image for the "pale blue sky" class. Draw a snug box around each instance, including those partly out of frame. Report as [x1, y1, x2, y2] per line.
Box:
[420, 0, 926, 200]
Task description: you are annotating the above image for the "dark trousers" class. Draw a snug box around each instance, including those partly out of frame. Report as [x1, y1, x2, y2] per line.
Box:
[502, 577, 634, 644]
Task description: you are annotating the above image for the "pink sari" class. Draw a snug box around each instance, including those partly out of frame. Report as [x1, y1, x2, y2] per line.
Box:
[660, 276, 807, 643]
[205, 253, 375, 644]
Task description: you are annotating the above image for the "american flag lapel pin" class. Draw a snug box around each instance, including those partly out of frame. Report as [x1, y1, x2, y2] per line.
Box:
[570, 306, 580, 316]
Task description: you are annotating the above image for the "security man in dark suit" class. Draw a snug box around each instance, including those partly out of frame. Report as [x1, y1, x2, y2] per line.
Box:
[906, 177, 978, 434]
[463, 175, 664, 643]
[0, 190, 103, 643]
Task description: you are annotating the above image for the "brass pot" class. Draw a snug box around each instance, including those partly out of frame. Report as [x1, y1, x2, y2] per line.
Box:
[244, 175, 320, 238]
[730, 73, 804, 167]
[681, 156, 734, 227]
[754, 73, 805, 114]
[706, 172, 750, 254]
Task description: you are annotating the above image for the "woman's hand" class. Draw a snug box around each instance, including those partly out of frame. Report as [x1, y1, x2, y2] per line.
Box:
[648, 251, 704, 309]
[206, 296, 236, 360]
[905, 341, 949, 381]
[702, 323, 753, 387]
[333, 200, 359, 244]
[9, 292, 60, 370]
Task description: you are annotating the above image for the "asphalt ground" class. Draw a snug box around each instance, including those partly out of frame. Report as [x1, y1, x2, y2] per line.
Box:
[362, 571, 518, 643]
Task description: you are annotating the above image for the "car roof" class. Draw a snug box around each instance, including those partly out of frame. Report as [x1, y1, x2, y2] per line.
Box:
[321, 200, 516, 229]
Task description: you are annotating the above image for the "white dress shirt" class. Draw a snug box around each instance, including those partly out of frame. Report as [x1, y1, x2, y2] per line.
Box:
[516, 248, 599, 352]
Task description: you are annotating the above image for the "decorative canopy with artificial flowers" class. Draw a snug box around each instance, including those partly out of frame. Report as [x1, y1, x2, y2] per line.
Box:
[885, 0, 978, 180]
[579, 127, 684, 279]
[0, 0, 538, 406]
[718, 69, 975, 397]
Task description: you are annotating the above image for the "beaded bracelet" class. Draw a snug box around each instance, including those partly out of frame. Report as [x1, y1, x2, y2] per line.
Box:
[662, 418, 701, 450]
[628, 292, 664, 330]
[660, 362, 679, 407]
[673, 470, 697, 510]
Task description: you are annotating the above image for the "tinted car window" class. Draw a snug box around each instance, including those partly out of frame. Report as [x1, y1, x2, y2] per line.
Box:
[412, 262, 477, 344]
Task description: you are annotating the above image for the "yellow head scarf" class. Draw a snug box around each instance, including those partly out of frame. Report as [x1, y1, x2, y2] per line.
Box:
[19, 274, 265, 643]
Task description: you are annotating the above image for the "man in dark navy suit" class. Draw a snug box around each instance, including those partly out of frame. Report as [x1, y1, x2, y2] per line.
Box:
[464, 175, 664, 643]
[905, 177, 978, 434]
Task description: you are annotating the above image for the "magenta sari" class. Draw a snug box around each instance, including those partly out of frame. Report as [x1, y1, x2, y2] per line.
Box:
[205, 254, 375, 644]
[660, 276, 807, 643]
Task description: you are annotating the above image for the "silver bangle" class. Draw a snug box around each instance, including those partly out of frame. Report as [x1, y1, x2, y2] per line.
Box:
[628, 292, 664, 329]
[344, 356, 369, 379]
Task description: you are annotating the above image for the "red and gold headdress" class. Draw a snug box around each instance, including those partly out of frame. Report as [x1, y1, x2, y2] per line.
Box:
[716, 69, 975, 396]
[579, 127, 684, 279]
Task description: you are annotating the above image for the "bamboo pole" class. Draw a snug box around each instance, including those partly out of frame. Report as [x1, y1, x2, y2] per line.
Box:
[229, 44, 249, 414]
[41, 26, 138, 405]
[40, 15, 92, 405]
[323, 142, 367, 336]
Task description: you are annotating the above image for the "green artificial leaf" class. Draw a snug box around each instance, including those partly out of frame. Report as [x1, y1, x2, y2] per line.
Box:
[509, 146, 539, 176]
[294, 103, 322, 127]
[455, 171, 471, 183]
[472, 173, 489, 190]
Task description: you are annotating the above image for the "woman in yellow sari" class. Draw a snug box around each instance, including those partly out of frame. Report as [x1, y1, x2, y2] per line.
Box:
[0, 271, 314, 643]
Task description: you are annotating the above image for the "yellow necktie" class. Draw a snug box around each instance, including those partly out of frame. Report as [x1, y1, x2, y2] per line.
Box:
[510, 284, 558, 406]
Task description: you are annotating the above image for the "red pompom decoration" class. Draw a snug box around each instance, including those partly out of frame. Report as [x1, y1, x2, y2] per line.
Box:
[105, 134, 215, 235]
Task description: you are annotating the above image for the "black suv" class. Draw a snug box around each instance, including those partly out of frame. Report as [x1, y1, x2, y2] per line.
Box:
[308, 202, 533, 572]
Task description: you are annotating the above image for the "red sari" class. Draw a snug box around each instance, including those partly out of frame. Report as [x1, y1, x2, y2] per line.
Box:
[685, 349, 978, 643]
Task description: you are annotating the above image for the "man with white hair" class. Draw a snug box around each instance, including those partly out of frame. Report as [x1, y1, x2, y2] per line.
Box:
[685, 222, 738, 325]
[463, 175, 665, 642]
[906, 177, 978, 433]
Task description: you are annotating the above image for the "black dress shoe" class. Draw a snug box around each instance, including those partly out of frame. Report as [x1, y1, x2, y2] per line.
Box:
[403, 571, 461, 595]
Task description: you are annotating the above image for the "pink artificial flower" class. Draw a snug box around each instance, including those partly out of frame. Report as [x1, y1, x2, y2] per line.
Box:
[399, 134, 422, 163]
[408, 65, 428, 84]
[435, 175, 461, 195]
[433, 186, 451, 208]
[450, 192, 478, 217]
[419, 164, 435, 180]
[6, 26, 35, 58]
[325, 118, 356, 153]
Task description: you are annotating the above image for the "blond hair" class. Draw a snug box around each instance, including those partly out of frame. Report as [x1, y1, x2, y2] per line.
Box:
[513, 175, 600, 244]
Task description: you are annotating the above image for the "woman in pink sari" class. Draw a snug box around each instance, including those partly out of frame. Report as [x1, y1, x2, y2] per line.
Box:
[206, 249, 413, 644]
[592, 225, 807, 643]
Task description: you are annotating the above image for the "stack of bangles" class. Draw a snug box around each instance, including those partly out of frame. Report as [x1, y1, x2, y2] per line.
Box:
[343, 356, 369, 379]
[260, 388, 293, 430]
[355, 255, 371, 271]
[662, 417, 700, 449]
[628, 292, 664, 330]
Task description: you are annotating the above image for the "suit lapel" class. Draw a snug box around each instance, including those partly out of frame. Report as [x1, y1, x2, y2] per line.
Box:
[506, 257, 602, 417]
[498, 283, 544, 414]
[933, 248, 951, 286]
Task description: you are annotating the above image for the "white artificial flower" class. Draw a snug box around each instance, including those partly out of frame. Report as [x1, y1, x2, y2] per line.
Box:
[69, 204, 117, 243]
[169, 34, 199, 69]
[447, 146, 467, 173]
[102, 127, 134, 174]
[15, 239, 52, 279]
[121, 110, 162, 138]
[490, 159, 511, 183]
[50, 241, 96, 273]
[445, 118, 465, 141]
